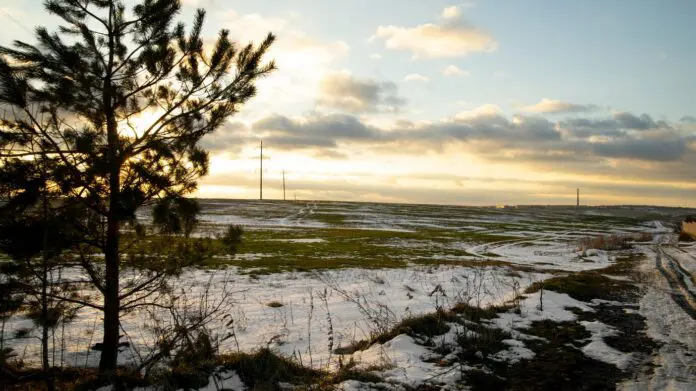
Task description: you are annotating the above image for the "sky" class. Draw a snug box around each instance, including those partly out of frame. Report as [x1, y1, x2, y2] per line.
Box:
[1, 0, 696, 206]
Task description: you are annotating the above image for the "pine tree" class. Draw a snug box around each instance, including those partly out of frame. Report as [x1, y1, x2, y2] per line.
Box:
[0, 0, 275, 372]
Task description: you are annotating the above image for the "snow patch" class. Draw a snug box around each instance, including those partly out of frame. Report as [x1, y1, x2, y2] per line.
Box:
[494, 290, 593, 331]
[491, 339, 535, 364]
[350, 334, 462, 386]
[581, 321, 634, 370]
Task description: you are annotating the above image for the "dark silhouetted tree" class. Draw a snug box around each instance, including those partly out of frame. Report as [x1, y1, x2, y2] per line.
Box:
[0, 0, 275, 372]
[0, 156, 82, 391]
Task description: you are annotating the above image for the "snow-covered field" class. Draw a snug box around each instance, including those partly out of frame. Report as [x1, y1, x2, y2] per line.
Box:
[4, 200, 696, 389]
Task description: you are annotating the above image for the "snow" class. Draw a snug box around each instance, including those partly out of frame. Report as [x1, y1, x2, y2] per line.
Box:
[112, 370, 247, 391]
[491, 339, 535, 364]
[191, 370, 246, 391]
[350, 334, 463, 386]
[663, 246, 696, 281]
[338, 380, 405, 391]
[619, 247, 696, 390]
[580, 321, 634, 370]
[6, 201, 695, 389]
[466, 234, 615, 272]
[4, 264, 539, 370]
[493, 290, 593, 331]
[492, 291, 638, 370]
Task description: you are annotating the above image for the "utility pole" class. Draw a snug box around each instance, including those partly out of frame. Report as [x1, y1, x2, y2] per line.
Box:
[576, 188, 580, 207]
[282, 170, 287, 201]
[255, 140, 270, 200]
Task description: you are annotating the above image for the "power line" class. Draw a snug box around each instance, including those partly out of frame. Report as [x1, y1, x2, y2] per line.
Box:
[0, 8, 34, 35]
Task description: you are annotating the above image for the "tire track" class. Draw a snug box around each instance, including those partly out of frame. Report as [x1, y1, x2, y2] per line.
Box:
[655, 246, 696, 320]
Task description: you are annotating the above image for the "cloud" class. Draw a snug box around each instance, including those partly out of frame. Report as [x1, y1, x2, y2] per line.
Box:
[246, 107, 694, 168]
[252, 113, 381, 149]
[249, 105, 562, 153]
[453, 104, 501, 119]
[404, 73, 429, 82]
[559, 118, 625, 139]
[442, 65, 470, 76]
[429, 112, 561, 144]
[612, 112, 658, 130]
[442, 6, 462, 20]
[522, 98, 599, 114]
[206, 9, 349, 118]
[680, 115, 696, 124]
[591, 137, 685, 162]
[317, 71, 406, 113]
[372, 7, 497, 58]
[199, 122, 250, 153]
[559, 112, 664, 140]
[369, 53, 383, 60]
[219, 11, 288, 40]
[313, 149, 349, 159]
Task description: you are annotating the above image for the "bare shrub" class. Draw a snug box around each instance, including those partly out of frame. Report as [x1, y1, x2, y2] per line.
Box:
[318, 273, 396, 337]
[578, 232, 654, 252]
[134, 272, 238, 380]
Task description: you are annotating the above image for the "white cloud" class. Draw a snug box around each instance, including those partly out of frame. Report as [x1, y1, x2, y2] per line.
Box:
[454, 104, 502, 120]
[214, 11, 348, 70]
[404, 73, 430, 82]
[442, 65, 470, 76]
[523, 98, 599, 114]
[442, 6, 462, 20]
[317, 71, 405, 113]
[369, 53, 383, 60]
[220, 11, 288, 40]
[372, 7, 497, 59]
[205, 10, 349, 120]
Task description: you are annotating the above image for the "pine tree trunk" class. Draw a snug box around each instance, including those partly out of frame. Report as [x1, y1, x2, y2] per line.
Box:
[99, 215, 120, 372]
[41, 193, 55, 391]
[99, 131, 121, 372]
[41, 316, 54, 391]
[99, 12, 121, 371]
[99, 164, 121, 371]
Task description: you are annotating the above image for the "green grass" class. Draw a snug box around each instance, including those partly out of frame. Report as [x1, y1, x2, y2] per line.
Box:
[219, 349, 324, 390]
[525, 270, 634, 302]
[205, 227, 524, 274]
[460, 316, 625, 391]
[311, 213, 347, 225]
[334, 311, 457, 355]
[525, 251, 643, 302]
[450, 301, 519, 321]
